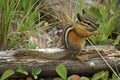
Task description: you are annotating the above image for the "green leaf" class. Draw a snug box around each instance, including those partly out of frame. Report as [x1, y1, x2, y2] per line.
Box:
[16, 66, 28, 75]
[99, 6, 106, 22]
[113, 35, 120, 45]
[56, 64, 67, 80]
[106, 17, 116, 37]
[54, 78, 64, 80]
[0, 0, 4, 10]
[92, 71, 109, 80]
[36, 21, 45, 27]
[89, 35, 99, 45]
[25, 43, 38, 49]
[22, 0, 28, 12]
[0, 69, 14, 80]
[112, 73, 120, 80]
[104, 71, 109, 80]
[32, 68, 42, 79]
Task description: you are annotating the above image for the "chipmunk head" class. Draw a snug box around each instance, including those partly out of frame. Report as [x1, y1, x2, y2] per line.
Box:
[76, 12, 99, 32]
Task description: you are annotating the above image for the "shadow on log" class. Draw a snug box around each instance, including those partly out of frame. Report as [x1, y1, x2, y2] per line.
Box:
[0, 45, 120, 78]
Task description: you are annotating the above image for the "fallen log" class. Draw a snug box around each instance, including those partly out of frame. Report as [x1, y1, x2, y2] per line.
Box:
[0, 45, 120, 78]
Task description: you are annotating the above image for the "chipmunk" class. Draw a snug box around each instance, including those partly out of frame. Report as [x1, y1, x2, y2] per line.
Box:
[14, 12, 98, 60]
[62, 13, 98, 56]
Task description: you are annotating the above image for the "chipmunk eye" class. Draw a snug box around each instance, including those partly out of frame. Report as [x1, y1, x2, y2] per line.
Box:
[85, 21, 91, 25]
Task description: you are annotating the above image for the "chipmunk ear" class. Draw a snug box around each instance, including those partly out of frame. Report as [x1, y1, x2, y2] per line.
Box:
[77, 10, 86, 22]
[77, 13, 83, 22]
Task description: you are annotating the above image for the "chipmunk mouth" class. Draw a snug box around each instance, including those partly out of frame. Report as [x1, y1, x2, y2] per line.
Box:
[88, 29, 97, 32]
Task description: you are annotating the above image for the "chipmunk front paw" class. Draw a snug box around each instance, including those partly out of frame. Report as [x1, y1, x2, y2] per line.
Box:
[76, 55, 88, 63]
[93, 31, 99, 35]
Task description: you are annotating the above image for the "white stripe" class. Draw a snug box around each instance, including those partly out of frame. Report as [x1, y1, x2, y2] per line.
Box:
[64, 26, 73, 49]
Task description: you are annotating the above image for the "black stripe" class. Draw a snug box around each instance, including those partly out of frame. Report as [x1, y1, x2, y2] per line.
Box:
[62, 24, 73, 49]
[83, 18, 98, 29]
